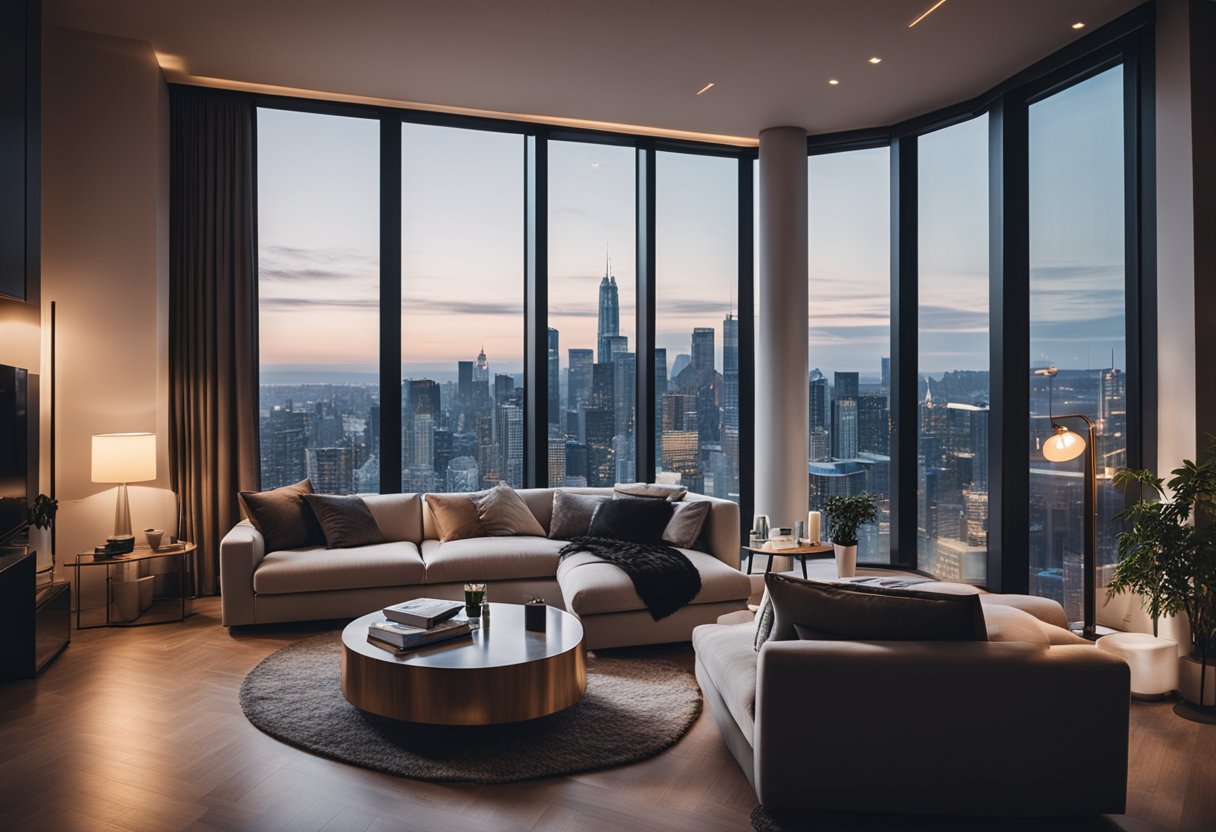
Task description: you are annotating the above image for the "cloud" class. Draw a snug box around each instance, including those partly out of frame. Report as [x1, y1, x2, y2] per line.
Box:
[261, 297, 379, 311]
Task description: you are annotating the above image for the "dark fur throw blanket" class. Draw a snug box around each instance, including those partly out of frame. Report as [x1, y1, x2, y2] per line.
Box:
[559, 537, 702, 621]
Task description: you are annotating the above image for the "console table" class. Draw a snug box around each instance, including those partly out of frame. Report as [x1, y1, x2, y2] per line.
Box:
[68, 542, 195, 629]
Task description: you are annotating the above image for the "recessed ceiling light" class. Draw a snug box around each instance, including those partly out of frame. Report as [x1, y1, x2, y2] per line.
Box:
[695, 82, 716, 96]
[868, 57, 882, 64]
[828, 79, 840, 85]
[1072, 22, 1086, 29]
[909, 0, 950, 28]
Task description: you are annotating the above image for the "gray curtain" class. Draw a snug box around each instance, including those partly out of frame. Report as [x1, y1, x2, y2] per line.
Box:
[169, 86, 260, 596]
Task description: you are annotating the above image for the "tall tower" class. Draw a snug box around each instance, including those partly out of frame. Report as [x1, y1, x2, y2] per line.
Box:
[474, 346, 489, 382]
[691, 327, 715, 373]
[597, 258, 620, 363]
[547, 327, 560, 425]
[723, 314, 739, 429]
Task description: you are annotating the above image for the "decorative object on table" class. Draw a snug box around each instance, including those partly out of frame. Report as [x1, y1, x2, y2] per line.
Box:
[763, 527, 797, 551]
[91, 432, 157, 551]
[1041, 414, 1099, 638]
[1109, 439, 1216, 721]
[240, 631, 700, 782]
[464, 582, 487, 618]
[752, 514, 770, 541]
[144, 528, 164, 551]
[382, 597, 463, 629]
[807, 511, 821, 545]
[525, 597, 547, 631]
[824, 494, 877, 578]
[794, 520, 804, 543]
[367, 617, 472, 652]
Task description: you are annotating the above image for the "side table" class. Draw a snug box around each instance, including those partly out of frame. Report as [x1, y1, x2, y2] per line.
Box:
[742, 544, 833, 578]
[67, 542, 196, 629]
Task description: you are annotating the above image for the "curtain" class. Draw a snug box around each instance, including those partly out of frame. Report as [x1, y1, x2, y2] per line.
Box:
[169, 86, 260, 596]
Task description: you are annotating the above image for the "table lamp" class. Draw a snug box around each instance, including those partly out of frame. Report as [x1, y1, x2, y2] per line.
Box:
[92, 433, 157, 546]
[1041, 414, 1097, 639]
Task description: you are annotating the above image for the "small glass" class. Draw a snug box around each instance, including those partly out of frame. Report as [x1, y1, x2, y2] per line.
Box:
[464, 582, 487, 618]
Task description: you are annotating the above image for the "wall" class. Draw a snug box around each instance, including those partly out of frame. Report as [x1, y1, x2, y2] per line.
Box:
[41, 26, 174, 571]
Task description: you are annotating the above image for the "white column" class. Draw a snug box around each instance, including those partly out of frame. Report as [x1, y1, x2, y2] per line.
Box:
[755, 126, 809, 551]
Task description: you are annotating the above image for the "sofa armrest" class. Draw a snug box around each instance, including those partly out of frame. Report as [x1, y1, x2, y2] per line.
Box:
[220, 520, 265, 626]
[754, 640, 1129, 815]
[689, 494, 740, 569]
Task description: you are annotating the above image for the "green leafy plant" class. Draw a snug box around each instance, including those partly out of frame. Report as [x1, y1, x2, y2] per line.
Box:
[1111, 440, 1216, 703]
[28, 494, 58, 530]
[824, 494, 878, 548]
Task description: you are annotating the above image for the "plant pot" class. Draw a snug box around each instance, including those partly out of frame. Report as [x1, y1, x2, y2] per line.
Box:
[834, 544, 857, 578]
[1179, 655, 1216, 708]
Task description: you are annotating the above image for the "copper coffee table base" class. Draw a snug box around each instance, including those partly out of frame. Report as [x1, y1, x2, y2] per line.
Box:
[341, 603, 587, 725]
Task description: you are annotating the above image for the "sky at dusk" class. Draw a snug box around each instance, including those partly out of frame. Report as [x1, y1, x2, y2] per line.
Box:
[257, 65, 1125, 385]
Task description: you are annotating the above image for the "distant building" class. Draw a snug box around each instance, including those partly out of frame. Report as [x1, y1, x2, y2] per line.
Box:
[308, 447, 354, 495]
[597, 268, 620, 363]
[547, 328, 560, 425]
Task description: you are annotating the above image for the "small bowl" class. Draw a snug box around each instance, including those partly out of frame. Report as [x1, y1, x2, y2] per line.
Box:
[145, 529, 165, 551]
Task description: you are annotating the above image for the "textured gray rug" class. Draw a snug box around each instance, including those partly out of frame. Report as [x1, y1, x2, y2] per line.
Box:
[240, 632, 701, 783]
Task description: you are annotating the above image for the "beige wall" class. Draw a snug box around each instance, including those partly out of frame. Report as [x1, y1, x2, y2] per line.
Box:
[41, 26, 174, 572]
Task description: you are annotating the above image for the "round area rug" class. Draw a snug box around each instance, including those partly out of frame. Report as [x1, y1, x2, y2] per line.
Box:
[239, 632, 701, 783]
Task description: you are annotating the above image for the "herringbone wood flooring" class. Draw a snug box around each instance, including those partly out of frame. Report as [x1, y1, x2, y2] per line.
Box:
[0, 598, 1213, 832]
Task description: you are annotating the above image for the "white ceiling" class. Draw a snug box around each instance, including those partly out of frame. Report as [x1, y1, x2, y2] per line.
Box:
[47, 0, 1144, 143]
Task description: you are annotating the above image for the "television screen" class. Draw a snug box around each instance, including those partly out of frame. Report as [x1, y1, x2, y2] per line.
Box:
[0, 364, 29, 545]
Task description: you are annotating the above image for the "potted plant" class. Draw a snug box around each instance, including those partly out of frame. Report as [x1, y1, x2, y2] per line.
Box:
[824, 494, 877, 578]
[1111, 441, 1216, 720]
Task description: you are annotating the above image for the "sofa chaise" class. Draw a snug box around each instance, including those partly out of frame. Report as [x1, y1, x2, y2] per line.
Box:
[220, 487, 749, 649]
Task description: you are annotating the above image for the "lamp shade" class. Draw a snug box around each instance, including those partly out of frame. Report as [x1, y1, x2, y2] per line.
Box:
[1043, 427, 1086, 462]
[92, 433, 157, 483]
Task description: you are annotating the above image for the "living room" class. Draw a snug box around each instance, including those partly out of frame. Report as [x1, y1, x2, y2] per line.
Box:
[1, 0, 1214, 830]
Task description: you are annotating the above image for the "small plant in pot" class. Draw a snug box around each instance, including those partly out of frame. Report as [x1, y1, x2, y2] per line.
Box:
[1110, 440, 1216, 721]
[824, 494, 877, 578]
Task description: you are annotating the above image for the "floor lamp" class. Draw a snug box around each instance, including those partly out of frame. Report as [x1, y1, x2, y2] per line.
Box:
[1041, 414, 1097, 640]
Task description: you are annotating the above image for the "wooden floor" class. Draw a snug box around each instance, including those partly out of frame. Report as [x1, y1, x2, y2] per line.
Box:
[0, 598, 1213, 832]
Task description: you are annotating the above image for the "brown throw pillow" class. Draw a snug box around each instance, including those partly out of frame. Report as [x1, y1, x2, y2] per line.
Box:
[237, 479, 325, 553]
[473, 483, 546, 537]
[548, 492, 609, 539]
[763, 573, 988, 644]
[303, 494, 384, 549]
[427, 492, 485, 542]
[662, 500, 711, 548]
[613, 482, 688, 501]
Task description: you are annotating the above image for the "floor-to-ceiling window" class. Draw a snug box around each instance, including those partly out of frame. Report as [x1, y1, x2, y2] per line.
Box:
[1028, 66, 1127, 624]
[655, 151, 739, 501]
[917, 115, 990, 584]
[807, 148, 891, 563]
[256, 108, 380, 494]
[547, 141, 637, 487]
[401, 123, 524, 493]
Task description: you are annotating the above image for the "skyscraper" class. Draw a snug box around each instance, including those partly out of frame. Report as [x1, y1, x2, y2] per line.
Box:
[858, 394, 889, 455]
[474, 346, 489, 382]
[880, 356, 891, 393]
[722, 315, 738, 430]
[407, 379, 441, 419]
[547, 327, 560, 425]
[457, 360, 473, 407]
[567, 348, 593, 418]
[834, 371, 859, 402]
[691, 327, 715, 373]
[809, 368, 828, 434]
[597, 266, 620, 363]
[831, 398, 859, 460]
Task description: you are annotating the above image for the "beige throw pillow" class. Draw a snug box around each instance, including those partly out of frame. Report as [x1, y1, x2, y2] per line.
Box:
[613, 482, 688, 501]
[473, 483, 546, 537]
[426, 492, 485, 542]
[662, 499, 711, 548]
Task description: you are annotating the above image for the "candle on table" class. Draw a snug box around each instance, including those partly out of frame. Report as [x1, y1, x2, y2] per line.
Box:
[808, 511, 821, 545]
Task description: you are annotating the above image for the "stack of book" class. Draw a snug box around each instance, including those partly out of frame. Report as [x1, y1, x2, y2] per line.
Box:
[366, 598, 470, 653]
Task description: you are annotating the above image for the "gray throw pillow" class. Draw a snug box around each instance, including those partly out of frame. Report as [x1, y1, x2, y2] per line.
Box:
[472, 483, 547, 537]
[303, 494, 385, 549]
[238, 478, 325, 553]
[754, 590, 775, 651]
[613, 482, 688, 501]
[548, 492, 608, 539]
[662, 500, 711, 548]
[763, 573, 988, 643]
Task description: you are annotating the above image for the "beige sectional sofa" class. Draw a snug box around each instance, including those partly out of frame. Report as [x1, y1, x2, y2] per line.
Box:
[220, 487, 748, 649]
[693, 589, 1131, 816]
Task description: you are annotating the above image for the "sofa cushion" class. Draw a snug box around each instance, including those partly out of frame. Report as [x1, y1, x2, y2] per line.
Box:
[663, 500, 711, 548]
[473, 484, 547, 537]
[765, 573, 988, 643]
[587, 497, 674, 545]
[548, 491, 609, 539]
[558, 549, 751, 616]
[614, 482, 688, 501]
[979, 593, 1070, 629]
[238, 478, 325, 553]
[426, 492, 487, 542]
[420, 536, 565, 583]
[253, 541, 425, 595]
[362, 493, 423, 543]
[692, 622, 758, 739]
[981, 603, 1051, 646]
[303, 494, 384, 549]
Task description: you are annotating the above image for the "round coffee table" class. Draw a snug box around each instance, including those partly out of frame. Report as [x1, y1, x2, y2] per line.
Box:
[341, 602, 587, 725]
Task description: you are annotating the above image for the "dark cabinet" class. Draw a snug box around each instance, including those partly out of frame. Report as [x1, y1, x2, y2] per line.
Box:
[0, 548, 70, 681]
